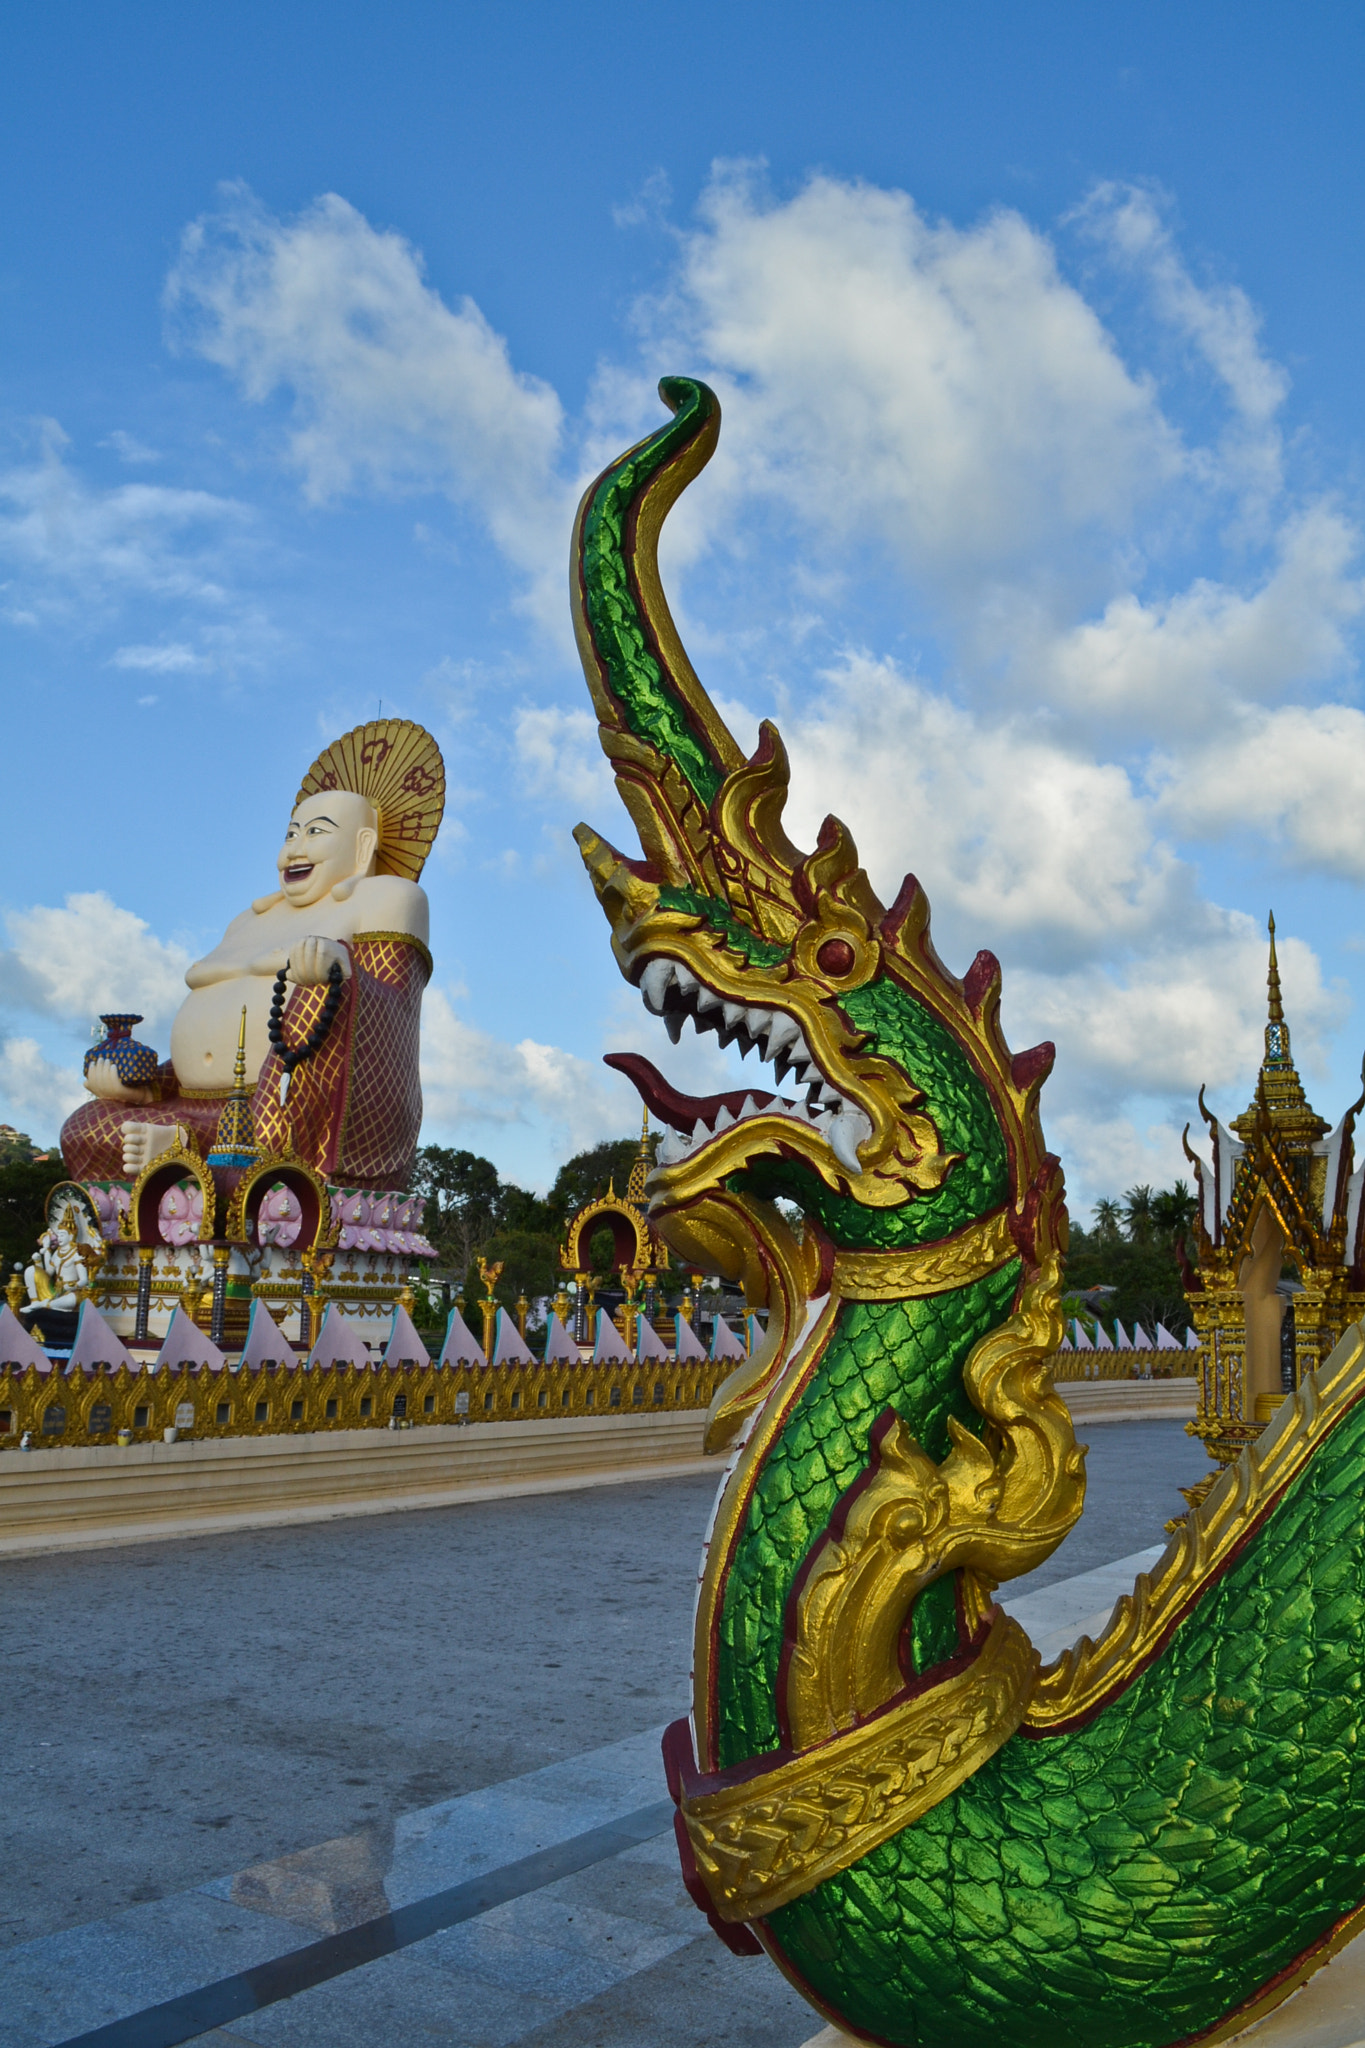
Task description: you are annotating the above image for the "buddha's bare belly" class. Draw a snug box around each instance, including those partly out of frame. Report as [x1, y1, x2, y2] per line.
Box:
[169, 976, 275, 1089]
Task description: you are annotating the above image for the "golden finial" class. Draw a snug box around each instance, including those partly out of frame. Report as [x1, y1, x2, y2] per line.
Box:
[1265, 911, 1289, 1065]
[627, 1104, 651, 1204]
[234, 1005, 248, 1088]
[1267, 913, 1284, 1025]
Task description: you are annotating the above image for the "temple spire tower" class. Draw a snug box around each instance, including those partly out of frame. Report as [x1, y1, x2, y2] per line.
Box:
[1184, 913, 1362, 1473]
[1229, 913, 1329, 1169]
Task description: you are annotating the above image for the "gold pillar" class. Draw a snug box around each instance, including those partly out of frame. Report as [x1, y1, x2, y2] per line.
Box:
[516, 1293, 529, 1340]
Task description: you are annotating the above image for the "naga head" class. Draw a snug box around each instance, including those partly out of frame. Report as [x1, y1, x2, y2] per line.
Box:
[572, 379, 1065, 1444]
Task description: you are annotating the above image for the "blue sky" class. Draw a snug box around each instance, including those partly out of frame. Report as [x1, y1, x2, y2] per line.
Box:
[4, 2, 1365, 1209]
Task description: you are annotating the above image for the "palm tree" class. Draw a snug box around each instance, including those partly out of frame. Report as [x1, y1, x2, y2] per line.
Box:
[1152, 1181, 1197, 1245]
[1122, 1185, 1156, 1245]
[1092, 1199, 1123, 1243]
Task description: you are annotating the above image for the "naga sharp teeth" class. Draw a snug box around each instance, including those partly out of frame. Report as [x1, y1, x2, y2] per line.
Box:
[828, 1104, 873, 1176]
[639, 959, 675, 1014]
[713, 1104, 735, 1131]
[722, 1001, 745, 1030]
[674, 965, 698, 995]
[829, 1119, 862, 1173]
[746, 1008, 773, 1039]
[657, 1128, 684, 1165]
[694, 985, 721, 1015]
[767, 1015, 801, 1056]
[738, 1094, 761, 1119]
[664, 1011, 684, 1044]
[691, 1117, 710, 1146]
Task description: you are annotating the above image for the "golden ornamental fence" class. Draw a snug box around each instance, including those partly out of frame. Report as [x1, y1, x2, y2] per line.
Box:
[0, 1353, 731, 1449]
[1044, 1347, 1200, 1383]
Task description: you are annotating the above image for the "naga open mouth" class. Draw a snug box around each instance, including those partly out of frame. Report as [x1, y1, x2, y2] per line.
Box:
[612, 955, 873, 1177]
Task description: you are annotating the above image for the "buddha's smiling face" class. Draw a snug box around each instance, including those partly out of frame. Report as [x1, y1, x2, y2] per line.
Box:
[278, 792, 379, 906]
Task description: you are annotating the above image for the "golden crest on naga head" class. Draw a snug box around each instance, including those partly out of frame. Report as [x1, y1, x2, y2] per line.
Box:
[295, 719, 446, 883]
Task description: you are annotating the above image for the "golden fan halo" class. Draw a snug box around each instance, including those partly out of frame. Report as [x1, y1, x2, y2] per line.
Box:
[295, 720, 445, 883]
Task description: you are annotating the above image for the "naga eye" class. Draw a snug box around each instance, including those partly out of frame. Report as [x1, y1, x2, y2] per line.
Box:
[816, 938, 856, 978]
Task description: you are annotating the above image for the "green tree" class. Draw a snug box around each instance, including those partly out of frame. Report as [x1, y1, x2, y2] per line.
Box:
[1152, 1180, 1197, 1247]
[1063, 1179, 1197, 1338]
[0, 1156, 67, 1283]
[414, 1131, 662, 1338]
[409, 1147, 504, 1278]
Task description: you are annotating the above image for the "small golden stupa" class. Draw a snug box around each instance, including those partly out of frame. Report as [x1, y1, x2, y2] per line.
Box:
[1183, 915, 1365, 1469]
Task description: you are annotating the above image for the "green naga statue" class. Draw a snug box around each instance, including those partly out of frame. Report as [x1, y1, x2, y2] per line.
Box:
[570, 377, 1365, 2046]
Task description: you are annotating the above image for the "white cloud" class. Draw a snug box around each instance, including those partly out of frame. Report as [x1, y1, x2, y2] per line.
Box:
[1045, 1109, 1196, 1221]
[636, 164, 1184, 591]
[111, 642, 206, 672]
[1009, 921, 1343, 1105]
[514, 704, 614, 810]
[3, 893, 191, 1032]
[1036, 503, 1363, 732]
[1158, 701, 1365, 877]
[165, 185, 569, 609]
[780, 653, 1178, 971]
[1075, 183, 1288, 429]
[420, 987, 639, 1156]
[0, 1037, 85, 1134]
[101, 429, 161, 465]
[0, 421, 247, 606]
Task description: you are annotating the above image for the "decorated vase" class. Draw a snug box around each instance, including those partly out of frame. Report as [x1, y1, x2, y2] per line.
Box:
[84, 1014, 159, 1088]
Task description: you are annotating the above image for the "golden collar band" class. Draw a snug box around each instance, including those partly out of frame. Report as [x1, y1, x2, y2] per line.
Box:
[677, 1609, 1037, 1923]
[830, 1206, 1018, 1302]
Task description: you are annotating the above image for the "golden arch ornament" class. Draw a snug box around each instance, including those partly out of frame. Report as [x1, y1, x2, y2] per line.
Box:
[224, 1150, 338, 1256]
[560, 1191, 662, 1282]
[122, 1138, 217, 1246]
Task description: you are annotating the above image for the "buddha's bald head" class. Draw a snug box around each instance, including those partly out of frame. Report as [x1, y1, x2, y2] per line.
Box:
[278, 791, 379, 906]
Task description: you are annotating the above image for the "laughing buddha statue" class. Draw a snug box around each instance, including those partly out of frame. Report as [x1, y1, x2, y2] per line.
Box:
[61, 720, 444, 1190]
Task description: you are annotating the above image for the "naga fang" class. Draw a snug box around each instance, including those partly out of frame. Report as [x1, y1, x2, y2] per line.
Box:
[570, 376, 1365, 2047]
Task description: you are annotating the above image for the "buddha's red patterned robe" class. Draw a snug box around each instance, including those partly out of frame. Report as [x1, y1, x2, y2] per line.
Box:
[60, 933, 430, 1189]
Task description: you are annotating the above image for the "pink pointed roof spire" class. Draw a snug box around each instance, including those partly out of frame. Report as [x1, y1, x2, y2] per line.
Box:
[237, 1299, 292, 1370]
[154, 1306, 226, 1374]
[383, 1304, 431, 1370]
[67, 1301, 138, 1375]
[0, 1305, 54, 1373]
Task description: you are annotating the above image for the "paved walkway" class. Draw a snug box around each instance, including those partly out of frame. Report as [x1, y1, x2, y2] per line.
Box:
[0, 1422, 1209, 2045]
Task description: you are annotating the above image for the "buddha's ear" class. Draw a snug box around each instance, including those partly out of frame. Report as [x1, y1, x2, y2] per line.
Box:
[354, 820, 379, 876]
